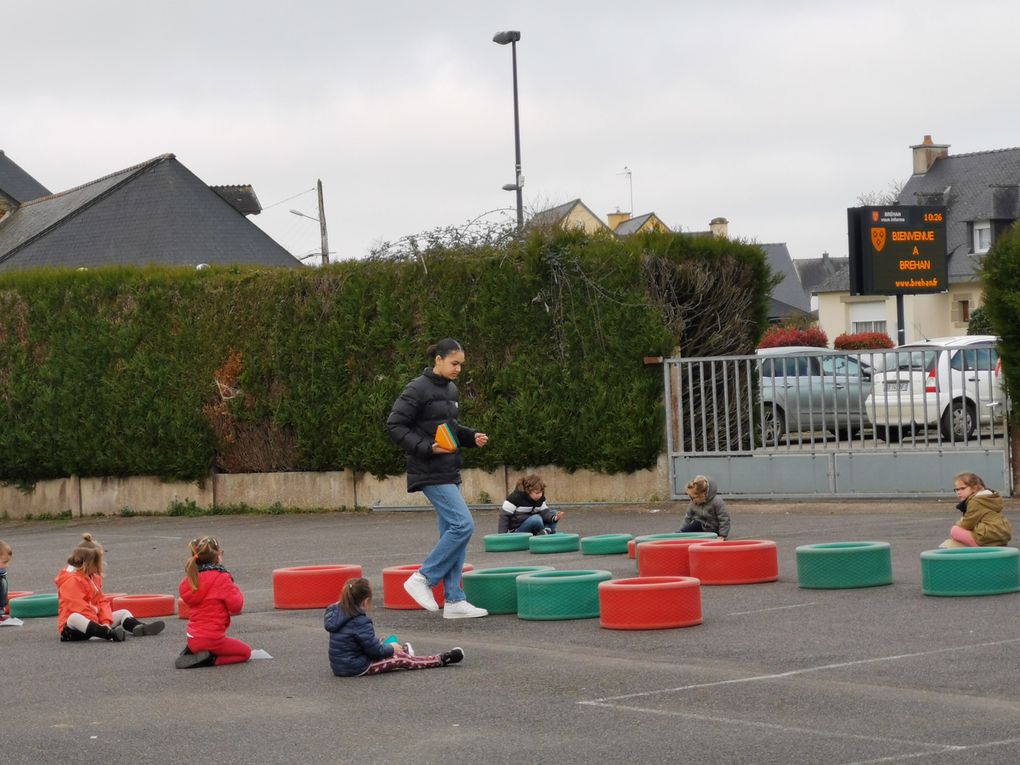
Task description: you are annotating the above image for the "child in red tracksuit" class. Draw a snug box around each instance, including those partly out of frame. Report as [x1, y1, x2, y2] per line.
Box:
[56, 533, 165, 642]
[175, 536, 250, 669]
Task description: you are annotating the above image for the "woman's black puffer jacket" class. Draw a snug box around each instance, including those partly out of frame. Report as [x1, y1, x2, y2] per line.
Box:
[386, 368, 478, 491]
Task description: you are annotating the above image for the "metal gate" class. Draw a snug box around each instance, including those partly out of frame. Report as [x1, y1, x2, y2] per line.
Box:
[663, 345, 1012, 498]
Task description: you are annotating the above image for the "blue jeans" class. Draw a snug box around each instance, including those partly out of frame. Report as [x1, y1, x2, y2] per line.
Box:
[420, 484, 473, 603]
[516, 515, 557, 534]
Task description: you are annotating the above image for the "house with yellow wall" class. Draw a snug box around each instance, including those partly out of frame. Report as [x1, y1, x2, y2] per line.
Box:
[529, 198, 610, 235]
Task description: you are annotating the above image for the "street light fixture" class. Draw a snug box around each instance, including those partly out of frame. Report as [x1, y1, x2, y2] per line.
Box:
[288, 178, 330, 266]
[492, 30, 524, 232]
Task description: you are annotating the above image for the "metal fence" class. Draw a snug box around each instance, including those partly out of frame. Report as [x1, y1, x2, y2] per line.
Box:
[664, 342, 1011, 497]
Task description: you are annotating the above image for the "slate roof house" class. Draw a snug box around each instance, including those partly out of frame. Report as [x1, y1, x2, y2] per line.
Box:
[528, 198, 610, 235]
[794, 252, 847, 313]
[0, 150, 51, 210]
[531, 200, 811, 321]
[607, 211, 670, 237]
[760, 242, 812, 321]
[0, 152, 302, 271]
[815, 136, 1020, 343]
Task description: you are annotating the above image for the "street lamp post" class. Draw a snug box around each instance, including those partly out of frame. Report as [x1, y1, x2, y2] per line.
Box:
[493, 30, 523, 232]
[289, 178, 329, 265]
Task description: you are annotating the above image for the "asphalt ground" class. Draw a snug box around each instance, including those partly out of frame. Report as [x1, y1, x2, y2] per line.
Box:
[4, 498, 1020, 765]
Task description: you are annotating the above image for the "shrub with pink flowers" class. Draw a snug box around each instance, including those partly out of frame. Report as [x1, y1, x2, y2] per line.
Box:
[833, 331, 895, 350]
[757, 324, 828, 349]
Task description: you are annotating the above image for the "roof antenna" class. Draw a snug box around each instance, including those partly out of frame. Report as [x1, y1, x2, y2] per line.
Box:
[617, 166, 633, 213]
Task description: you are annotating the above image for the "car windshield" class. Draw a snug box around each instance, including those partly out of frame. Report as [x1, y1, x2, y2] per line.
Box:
[877, 349, 937, 373]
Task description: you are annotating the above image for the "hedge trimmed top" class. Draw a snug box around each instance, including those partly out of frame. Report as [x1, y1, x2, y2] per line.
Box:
[0, 230, 774, 484]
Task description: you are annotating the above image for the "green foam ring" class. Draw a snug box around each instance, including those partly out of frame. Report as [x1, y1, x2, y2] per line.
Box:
[921, 546, 1020, 597]
[796, 541, 893, 589]
[516, 569, 613, 620]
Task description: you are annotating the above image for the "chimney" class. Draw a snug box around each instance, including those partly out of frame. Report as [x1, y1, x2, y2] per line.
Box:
[910, 134, 949, 175]
[607, 210, 631, 231]
[709, 217, 728, 238]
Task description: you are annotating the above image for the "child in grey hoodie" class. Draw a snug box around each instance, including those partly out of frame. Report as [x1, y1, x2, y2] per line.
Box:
[679, 475, 730, 539]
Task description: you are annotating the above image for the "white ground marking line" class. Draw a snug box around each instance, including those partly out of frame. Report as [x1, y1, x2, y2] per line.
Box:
[727, 602, 817, 616]
[582, 636, 1020, 704]
[149, 535, 183, 540]
[844, 735, 1020, 764]
[579, 701, 958, 752]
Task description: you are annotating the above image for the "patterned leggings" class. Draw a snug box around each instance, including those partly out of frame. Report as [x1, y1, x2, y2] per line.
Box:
[361, 654, 443, 675]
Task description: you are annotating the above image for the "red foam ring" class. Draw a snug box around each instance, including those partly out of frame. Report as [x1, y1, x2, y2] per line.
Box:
[273, 564, 363, 609]
[599, 576, 702, 630]
[381, 563, 475, 610]
[110, 594, 176, 618]
[688, 540, 779, 585]
[637, 539, 713, 577]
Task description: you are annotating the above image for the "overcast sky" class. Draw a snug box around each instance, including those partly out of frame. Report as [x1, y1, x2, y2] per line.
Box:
[5, 1, 1018, 263]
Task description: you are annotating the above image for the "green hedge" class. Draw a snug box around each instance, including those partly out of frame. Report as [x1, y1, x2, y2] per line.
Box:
[0, 230, 772, 483]
[980, 223, 1020, 404]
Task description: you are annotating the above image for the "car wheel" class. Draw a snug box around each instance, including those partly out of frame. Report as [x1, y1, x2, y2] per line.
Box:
[762, 407, 786, 446]
[875, 425, 901, 444]
[941, 399, 976, 441]
[831, 426, 861, 441]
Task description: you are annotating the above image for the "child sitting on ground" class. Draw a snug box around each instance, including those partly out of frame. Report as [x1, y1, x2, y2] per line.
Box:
[679, 475, 730, 539]
[499, 474, 564, 535]
[325, 577, 463, 677]
[0, 539, 11, 621]
[55, 533, 165, 642]
[176, 536, 250, 668]
[940, 472, 1011, 548]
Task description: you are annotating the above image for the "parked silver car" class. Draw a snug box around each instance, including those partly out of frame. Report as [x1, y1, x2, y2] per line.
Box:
[757, 346, 874, 445]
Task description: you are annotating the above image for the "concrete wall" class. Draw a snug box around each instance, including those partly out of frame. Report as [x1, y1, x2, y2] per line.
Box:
[80, 476, 213, 517]
[0, 476, 80, 519]
[1, 456, 671, 520]
[215, 471, 353, 509]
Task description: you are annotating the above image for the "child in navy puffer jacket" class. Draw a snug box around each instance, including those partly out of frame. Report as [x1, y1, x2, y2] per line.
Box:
[175, 536, 250, 669]
[325, 578, 464, 677]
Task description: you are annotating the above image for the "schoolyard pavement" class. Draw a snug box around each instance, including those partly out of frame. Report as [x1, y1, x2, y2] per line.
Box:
[3, 498, 1020, 764]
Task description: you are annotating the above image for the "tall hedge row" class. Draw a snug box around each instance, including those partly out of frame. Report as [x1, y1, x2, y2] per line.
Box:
[0, 230, 773, 484]
[980, 223, 1020, 404]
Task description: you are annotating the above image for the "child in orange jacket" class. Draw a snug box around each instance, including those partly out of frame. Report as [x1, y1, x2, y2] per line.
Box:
[55, 533, 165, 642]
[175, 536, 250, 669]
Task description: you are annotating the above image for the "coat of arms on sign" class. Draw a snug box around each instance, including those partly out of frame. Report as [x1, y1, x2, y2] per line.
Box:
[871, 227, 886, 252]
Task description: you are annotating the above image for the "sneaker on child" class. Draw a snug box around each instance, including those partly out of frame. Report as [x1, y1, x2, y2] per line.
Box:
[440, 647, 465, 666]
[133, 620, 166, 637]
[442, 600, 488, 619]
[403, 572, 439, 612]
[175, 649, 214, 669]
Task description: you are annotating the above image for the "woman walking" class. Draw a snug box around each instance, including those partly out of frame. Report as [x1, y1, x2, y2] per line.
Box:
[386, 338, 489, 619]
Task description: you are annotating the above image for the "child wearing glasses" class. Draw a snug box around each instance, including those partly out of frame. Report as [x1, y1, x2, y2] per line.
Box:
[940, 472, 1011, 548]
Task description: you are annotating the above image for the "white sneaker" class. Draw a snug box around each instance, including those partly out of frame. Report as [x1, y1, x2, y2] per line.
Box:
[403, 572, 439, 612]
[443, 600, 488, 619]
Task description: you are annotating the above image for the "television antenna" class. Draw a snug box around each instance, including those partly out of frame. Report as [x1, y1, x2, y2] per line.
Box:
[617, 166, 633, 213]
